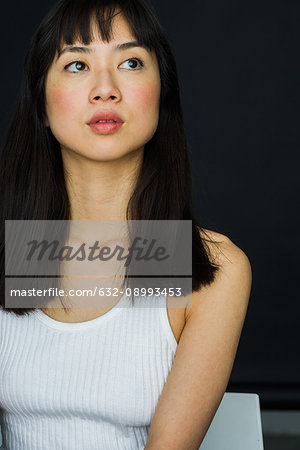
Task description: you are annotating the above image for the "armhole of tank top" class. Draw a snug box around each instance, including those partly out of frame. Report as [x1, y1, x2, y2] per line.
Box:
[158, 296, 178, 353]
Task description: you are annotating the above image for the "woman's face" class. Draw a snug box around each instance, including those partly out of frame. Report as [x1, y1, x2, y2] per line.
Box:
[44, 13, 161, 162]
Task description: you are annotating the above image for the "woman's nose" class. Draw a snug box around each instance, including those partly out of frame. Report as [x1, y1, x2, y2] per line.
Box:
[89, 72, 122, 103]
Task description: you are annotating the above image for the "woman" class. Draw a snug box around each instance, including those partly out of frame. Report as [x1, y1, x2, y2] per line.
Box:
[0, 0, 252, 448]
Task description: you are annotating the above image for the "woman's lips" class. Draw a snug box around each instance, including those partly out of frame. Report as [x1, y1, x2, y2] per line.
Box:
[88, 110, 124, 134]
[89, 121, 124, 135]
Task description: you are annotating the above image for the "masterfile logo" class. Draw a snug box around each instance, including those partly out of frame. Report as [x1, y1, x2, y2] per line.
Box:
[5, 220, 192, 308]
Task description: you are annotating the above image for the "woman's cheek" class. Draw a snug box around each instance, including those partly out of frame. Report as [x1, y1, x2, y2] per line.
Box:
[46, 86, 80, 120]
[135, 82, 161, 115]
[130, 81, 160, 140]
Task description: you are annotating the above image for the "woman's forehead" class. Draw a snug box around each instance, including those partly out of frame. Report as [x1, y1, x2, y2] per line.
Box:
[55, 15, 157, 64]
[51, 8, 156, 66]
[58, 11, 136, 48]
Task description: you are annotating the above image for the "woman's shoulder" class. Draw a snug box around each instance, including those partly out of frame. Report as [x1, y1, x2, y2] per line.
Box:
[186, 227, 252, 321]
[197, 226, 251, 269]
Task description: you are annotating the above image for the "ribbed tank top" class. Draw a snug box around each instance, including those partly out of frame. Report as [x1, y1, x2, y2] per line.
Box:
[0, 294, 178, 450]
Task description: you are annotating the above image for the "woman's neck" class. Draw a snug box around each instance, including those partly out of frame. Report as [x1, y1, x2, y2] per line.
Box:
[61, 147, 143, 221]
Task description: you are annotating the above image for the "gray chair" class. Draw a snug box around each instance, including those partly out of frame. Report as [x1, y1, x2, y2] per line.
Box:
[200, 392, 264, 449]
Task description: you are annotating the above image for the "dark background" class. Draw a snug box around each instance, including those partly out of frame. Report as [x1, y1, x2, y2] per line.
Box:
[0, 0, 299, 409]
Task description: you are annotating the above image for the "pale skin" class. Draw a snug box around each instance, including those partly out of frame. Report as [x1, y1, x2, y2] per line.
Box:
[43, 12, 252, 450]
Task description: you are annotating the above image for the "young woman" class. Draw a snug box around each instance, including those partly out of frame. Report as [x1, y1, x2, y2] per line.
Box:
[0, 0, 252, 449]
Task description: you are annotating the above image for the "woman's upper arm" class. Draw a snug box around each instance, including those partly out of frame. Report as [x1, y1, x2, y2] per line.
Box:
[145, 236, 252, 450]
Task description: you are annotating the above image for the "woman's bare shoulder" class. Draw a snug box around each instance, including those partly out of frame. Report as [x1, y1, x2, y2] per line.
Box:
[197, 226, 250, 267]
[197, 226, 233, 265]
[198, 227, 228, 244]
[186, 226, 252, 321]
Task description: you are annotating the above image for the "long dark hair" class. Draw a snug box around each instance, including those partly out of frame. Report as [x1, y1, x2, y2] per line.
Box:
[0, 0, 221, 315]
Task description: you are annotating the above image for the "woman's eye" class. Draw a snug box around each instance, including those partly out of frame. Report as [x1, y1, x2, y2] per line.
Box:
[64, 58, 144, 72]
[119, 58, 144, 70]
[65, 61, 88, 72]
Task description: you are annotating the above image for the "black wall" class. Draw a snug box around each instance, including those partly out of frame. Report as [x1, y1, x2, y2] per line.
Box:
[1, 0, 299, 409]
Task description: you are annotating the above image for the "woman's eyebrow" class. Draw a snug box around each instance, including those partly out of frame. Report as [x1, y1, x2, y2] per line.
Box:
[57, 41, 150, 59]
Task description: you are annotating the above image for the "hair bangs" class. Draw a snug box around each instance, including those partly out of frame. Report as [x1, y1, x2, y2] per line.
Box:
[54, 0, 155, 57]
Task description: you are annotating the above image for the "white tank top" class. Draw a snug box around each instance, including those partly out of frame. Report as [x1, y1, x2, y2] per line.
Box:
[0, 294, 178, 449]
